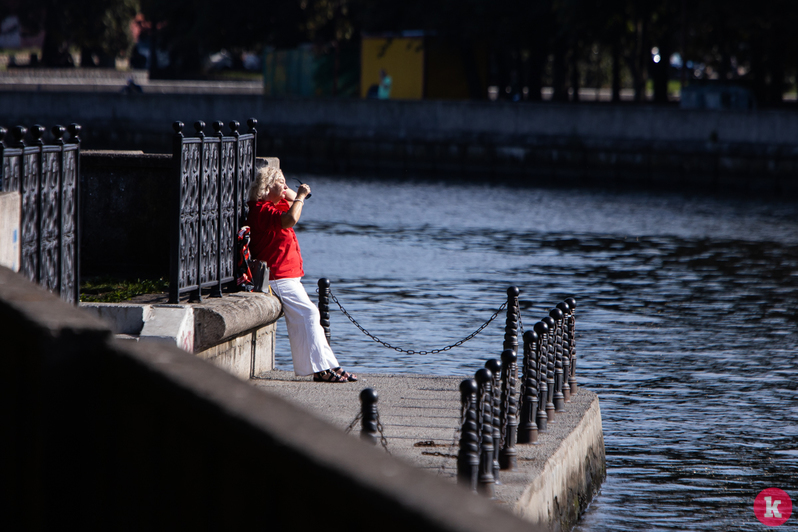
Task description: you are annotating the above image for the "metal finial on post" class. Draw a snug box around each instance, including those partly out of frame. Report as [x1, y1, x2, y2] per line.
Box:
[557, 301, 572, 403]
[499, 349, 518, 471]
[359, 388, 379, 445]
[518, 330, 539, 444]
[534, 321, 550, 432]
[67, 123, 82, 145]
[51, 125, 65, 145]
[474, 368, 495, 498]
[485, 358, 502, 484]
[542, 316, 557, 423]
[30, 125, 45, 146]
[565, 297, 578, 396]
[550, 307, 566, 412]
[457, 378, 479, 492]
[503, 286, 520, 353]
[11, 125, 26, 148]
[318, 278, 331, 345]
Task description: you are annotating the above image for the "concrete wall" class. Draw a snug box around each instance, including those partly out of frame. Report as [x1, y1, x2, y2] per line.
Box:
[80, 152, 279, 278]
[5, 91, 798, 195]
[81, 291, 281, 380]
[5, 91, 798, 146]
[0, 265, 541, 532]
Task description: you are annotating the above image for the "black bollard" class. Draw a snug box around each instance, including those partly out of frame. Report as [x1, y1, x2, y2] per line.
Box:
[542, 316, 557, 422]
[550, 307, 566, 413]
[359, 388, 379, 445]
[499, 349, 518, 470]
[318, 278, 331, 345]
[457, 379, 479, 492]
[557, 301, 572, 403]
[474, 368, 495, 498]
[534, 321, 550, 432]
[485, 359, 502, 484]
[517, 330, 539, 444]
[565, 297, 578, 396]
[503, 286, 520, 353]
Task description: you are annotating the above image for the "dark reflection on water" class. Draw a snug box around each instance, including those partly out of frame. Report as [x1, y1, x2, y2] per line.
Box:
[275, 176, 798, 531]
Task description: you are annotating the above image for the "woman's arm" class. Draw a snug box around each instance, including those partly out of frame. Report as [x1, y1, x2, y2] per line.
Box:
[280, 184, 311, 228]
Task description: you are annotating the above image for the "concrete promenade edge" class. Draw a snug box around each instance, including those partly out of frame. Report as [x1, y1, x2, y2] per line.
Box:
[254, 370, 606, 531]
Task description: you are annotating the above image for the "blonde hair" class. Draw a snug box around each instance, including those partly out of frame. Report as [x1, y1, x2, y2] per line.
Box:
[248, 166, 284, 202]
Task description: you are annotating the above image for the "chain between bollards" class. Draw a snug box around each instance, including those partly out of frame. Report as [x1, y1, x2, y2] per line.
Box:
[324, 284, 507, 355]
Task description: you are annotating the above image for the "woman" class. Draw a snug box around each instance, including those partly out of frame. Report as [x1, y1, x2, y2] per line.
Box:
[247, 166, 356, 383]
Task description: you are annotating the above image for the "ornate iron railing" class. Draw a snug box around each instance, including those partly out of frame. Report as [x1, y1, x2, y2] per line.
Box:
[169, 119, 257, 303]
[0, 124, 81, 304]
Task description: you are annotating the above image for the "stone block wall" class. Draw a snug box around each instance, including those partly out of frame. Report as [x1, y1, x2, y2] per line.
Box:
[0, 265, 539, 532]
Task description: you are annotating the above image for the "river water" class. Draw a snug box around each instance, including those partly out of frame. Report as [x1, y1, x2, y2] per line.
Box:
[273, 175, 798, 531]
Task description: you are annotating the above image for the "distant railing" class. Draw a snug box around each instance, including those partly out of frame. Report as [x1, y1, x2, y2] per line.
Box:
[0, 123, 81, 304]
[169, 119, 257, 303]
[458, 295, 578, 497]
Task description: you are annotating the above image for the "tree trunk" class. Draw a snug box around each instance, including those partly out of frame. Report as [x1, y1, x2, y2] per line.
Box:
[612, 40, 621, 102]
[652, 44, 670, 103]
[570, 40, 580, 102]
[461, 41, 484, 100]
[552, 37, 568, 102]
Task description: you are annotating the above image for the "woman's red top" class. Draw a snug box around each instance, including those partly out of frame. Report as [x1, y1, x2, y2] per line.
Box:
[246, 199, 304, 280]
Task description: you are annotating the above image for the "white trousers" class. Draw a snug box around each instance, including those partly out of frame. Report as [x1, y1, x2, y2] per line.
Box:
[269, 277, 339, 376]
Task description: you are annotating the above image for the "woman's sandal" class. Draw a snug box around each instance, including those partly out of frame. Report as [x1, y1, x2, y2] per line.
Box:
[333, 367, 358, 382]
[313, 369, 349, 383]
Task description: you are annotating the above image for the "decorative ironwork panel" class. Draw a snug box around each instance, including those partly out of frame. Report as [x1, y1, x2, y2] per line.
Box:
[179, 141, 201, 290]
[219, 138, 237, 282]
[61, 145, 78, 304]
[2, 149, 22, 192]
[237, 134, 255, 225]
[20, 148, 40, 282]
[38, 148, 61, 294]
[200, 139, 219, 286]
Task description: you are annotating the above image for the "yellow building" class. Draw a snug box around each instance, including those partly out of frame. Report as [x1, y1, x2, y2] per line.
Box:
[360, 32, 488, 100]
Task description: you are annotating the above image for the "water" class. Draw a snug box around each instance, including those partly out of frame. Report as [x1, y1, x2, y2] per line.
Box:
[273, 175, 798, 531]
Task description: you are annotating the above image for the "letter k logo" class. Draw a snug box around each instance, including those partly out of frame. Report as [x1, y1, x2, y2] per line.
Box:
[755, 488, 792, 526]
[765, 496, 782, 519]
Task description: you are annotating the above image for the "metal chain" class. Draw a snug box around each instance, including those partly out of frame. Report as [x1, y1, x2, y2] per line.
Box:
[376, 412, 390, 455]
[344, 411, 363, 434]
[500, 372, 511, 447]
[327, 289, 508, 355]
[516, 311, 526, 422]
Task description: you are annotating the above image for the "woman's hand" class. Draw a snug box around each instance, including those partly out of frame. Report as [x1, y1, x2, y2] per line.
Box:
[296, 183, 311, 200]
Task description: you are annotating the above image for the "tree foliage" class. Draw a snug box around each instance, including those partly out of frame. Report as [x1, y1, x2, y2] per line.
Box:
[6, 0, 798, 104]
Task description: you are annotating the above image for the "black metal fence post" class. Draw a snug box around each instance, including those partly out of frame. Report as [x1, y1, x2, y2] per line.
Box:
[557, 301, 571, 403]
[534, 321, 550, 432]
[485, 358, 502, 484]
[504, 286, 520, 352]
[499, 349, 518, 471]
[66, 124, 81, 305]
[475, 368, 495, 498]
[318, 278, 331, 345]
[565, 297, 578, 396]
[550, 307, 566, 412]
[191, 121, 206, 303]
[457, 378, 479, 492]
[359, 388, 379, 445]
[542, 316, 557, 422]
[517, 330, 539, 444]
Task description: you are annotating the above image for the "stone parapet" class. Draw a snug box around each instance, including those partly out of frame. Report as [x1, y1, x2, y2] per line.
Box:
[81, 290, 281, 379]
[0, 264, 540, 532]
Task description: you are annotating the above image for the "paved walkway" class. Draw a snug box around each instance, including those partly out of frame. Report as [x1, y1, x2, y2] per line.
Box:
[252, 370, 598, 509]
